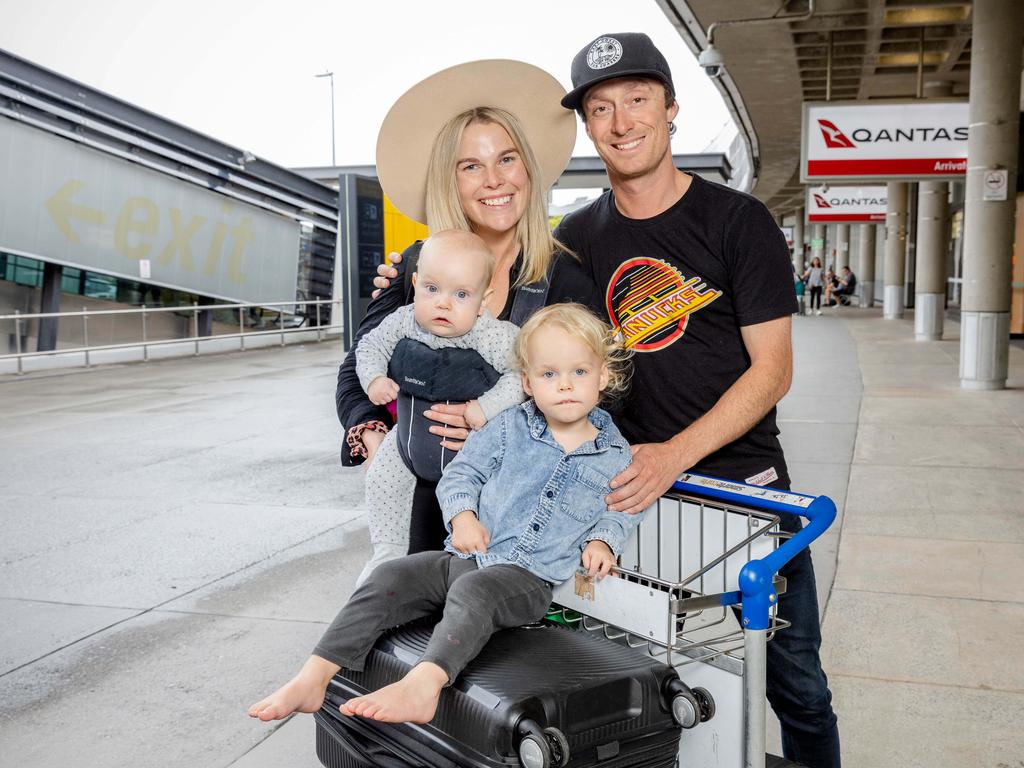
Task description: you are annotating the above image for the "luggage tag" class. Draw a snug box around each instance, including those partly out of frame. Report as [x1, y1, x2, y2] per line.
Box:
[574, 571, 596, 601]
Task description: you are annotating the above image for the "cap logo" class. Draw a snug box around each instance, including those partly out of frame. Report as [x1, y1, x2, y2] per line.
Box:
[587, 37, 623, 70]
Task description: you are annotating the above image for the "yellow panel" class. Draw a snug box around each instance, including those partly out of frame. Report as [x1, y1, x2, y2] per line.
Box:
[384, 196, 429, 263]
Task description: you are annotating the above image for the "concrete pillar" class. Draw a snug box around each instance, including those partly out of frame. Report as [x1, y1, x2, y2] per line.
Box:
[914, 182, 950, 340]
[792, 207, 805, 273]
[198, 310, 213, 337]
[835, 224, 850, 272]
[960, 0, 1023, 389]
[950, 182, 966, 306]
[884, 182, 909, 319]
[859, 224, 876, 307]
[904, 184, 918, 308]
[874, 226, 885, 304]
[37, 262, 63, 352]
[810, 224, 826, 269]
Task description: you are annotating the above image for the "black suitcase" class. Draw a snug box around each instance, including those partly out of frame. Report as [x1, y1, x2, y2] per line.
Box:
[314, 619, 700, 768]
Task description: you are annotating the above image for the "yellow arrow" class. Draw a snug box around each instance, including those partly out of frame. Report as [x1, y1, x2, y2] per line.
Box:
[46, 180, 107, 244]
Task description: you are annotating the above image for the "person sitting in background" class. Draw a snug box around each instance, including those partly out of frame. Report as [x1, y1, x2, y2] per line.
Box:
[826, 266, 857, 307]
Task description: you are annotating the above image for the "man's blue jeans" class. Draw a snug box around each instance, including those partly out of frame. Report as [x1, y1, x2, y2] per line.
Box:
[768, 512, 841, 768]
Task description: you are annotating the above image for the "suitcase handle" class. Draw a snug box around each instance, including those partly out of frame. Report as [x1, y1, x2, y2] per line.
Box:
[317, 710, 423, 768]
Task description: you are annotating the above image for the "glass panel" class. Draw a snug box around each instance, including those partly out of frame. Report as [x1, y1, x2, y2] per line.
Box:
[83, 272, 118, 301]
[61, 267, 83, 294]
[12, 256, 43, 287]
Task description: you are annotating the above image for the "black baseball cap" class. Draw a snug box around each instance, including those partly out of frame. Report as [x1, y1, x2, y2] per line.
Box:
[562, 32, 674, 111]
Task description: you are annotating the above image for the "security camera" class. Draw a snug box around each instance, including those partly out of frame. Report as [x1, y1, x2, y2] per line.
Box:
[697, 45, 725, 79]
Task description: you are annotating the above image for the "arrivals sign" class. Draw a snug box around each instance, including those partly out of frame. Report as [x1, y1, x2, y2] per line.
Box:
[801, 101, 969, 182]
[806, 185, 887, 222]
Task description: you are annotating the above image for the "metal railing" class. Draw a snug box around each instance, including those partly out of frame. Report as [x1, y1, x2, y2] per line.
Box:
[1, 298, 344, 374]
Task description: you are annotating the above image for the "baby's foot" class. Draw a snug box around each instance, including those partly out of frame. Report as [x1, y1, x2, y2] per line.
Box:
[248, 657, 339, 721]
[340, 663, 447, 724]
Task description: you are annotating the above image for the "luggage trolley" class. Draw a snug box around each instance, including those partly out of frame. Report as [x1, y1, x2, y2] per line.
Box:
[551, 473, 836, 768]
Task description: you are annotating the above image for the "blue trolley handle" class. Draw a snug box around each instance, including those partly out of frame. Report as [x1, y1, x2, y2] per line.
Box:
[672, 474, 836, 768]
[671, 474, 837, 631]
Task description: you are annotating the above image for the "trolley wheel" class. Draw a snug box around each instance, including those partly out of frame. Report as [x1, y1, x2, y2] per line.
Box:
[693, 686, 716, 722]
[518, 732, 551, 768]
[543, 727, 570, 767]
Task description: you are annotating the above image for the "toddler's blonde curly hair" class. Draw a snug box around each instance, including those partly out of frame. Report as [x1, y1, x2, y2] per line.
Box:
[513, 303, 632, 397]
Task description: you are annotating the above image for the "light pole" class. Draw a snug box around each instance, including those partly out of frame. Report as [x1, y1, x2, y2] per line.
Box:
[315, 70, 336, 167]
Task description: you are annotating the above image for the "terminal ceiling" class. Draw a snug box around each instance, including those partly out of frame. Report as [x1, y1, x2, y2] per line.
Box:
[656, 0, 1000, 216]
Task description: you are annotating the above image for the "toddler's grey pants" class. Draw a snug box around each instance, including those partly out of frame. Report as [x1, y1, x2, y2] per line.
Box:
[313, 551, 552, 683]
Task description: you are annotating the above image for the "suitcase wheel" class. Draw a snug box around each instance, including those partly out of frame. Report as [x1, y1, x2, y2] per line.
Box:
[543, 727, 570, 768]
[516, 722, 570, 768]
[518, 732, 550, 768]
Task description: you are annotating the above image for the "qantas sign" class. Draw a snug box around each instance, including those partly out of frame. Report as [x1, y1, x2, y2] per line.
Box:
[802, 101, 969, 181]
[817, 119, 968, 148]
[807, 185, 887, 222]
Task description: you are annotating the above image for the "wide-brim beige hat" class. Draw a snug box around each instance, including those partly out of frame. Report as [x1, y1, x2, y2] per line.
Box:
[375, 59, 577, 225]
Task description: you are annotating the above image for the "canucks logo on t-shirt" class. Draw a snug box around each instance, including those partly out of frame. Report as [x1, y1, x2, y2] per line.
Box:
[606, 257, 721, 351]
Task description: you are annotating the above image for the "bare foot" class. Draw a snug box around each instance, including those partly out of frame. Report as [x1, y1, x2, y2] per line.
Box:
[248, 656, 340, 722]
[340, 662, 448, 724]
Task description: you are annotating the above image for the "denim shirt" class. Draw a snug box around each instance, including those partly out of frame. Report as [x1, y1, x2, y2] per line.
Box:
[436, 401, 640, 585]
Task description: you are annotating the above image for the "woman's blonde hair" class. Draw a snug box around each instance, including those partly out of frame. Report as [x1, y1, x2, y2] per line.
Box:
[514, 303, 633, 396]
[424, 107, 565, 287]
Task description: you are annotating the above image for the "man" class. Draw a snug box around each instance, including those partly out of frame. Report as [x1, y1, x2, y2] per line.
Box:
[554, 33, 840, 768]
[828, 266, 857, 307]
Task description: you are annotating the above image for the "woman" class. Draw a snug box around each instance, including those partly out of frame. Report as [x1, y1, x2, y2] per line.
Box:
[336, 60, 599, 553]
[802, 256, 824, 316]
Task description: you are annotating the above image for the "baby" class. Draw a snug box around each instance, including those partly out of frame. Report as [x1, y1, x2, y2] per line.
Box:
[353, 229, 523, 584]
[248, 303, 639, 725]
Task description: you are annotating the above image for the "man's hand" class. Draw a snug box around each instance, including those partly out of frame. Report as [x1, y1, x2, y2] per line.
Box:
[606, 441, 691, 515]
[581, 540, 616, 580]
[367, 376, 399, 405]
[450, 510, 490, 554]
[463, 400, 486, 431]
[425, 402, 471, 451]
[370, 252, 403, 299]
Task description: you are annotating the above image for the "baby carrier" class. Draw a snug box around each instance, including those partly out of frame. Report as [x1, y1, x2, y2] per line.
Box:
[390, 241, 553, 481]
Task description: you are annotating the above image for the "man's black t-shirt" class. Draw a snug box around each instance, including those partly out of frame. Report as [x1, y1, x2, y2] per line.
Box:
[555, 174, 798, 485]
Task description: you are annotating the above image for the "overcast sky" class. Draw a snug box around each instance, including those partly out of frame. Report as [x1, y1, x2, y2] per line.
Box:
[0, 0, 732, 170]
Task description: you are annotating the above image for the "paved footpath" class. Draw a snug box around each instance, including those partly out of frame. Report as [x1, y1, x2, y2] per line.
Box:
[1, 310, 1021, 767]
[805, 309, 1024, 768]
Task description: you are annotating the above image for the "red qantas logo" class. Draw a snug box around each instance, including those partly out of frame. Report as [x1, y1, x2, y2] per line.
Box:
[818, 119, 856, 148]
[813, 193, 832, 208]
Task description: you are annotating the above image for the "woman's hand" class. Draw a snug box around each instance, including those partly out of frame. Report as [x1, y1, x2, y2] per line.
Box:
[362, 428, 386, 470]
[370, 252, 403, 299]
[426, 402, 471, 451]
[450, 510, 490, 554]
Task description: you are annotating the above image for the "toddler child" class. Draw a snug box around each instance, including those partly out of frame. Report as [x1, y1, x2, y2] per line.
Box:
[353, 229, 524, 585]
[248, 303, 639, 726]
